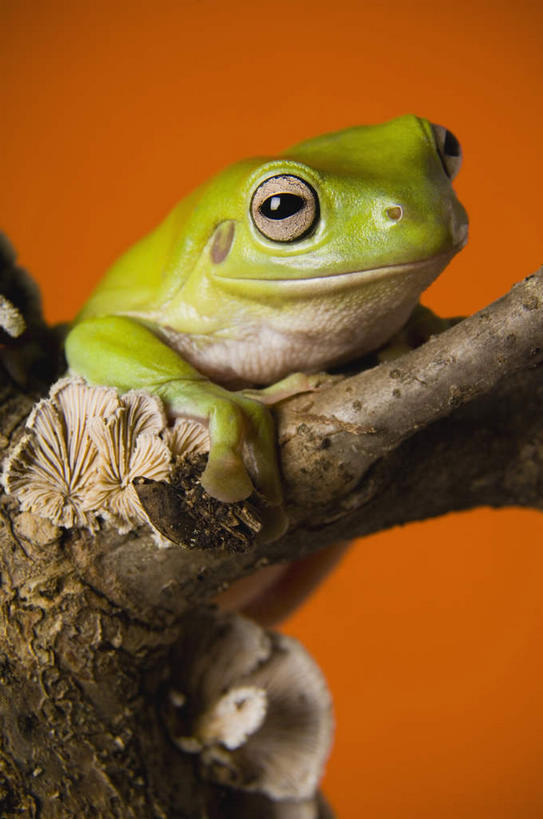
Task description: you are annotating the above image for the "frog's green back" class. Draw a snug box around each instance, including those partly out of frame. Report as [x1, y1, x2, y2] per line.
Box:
[76, 187, 203, 320]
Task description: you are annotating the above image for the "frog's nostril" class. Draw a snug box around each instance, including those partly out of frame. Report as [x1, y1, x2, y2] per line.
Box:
[385, 205, 403, 222]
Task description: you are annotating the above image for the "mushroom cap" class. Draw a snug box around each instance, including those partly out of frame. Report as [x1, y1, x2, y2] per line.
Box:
[163, 417, 210, 459]
[167, 609, 334, 802]
[0, 294, 25, 338]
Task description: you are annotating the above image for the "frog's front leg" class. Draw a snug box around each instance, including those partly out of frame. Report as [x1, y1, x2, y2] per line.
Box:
[65, 316, 284, 517]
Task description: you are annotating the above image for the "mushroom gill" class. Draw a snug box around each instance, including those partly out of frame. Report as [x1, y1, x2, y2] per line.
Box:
[2, 377, 119, 529]
[85, 390, 171, 532]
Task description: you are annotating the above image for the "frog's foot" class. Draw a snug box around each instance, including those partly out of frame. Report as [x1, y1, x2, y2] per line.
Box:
[201, 398, 288, 542]
[254, 503, 289, 544]
[200, 393, 279, 501]
[171, 385, 288, 542]
[241, 371, 340, 406]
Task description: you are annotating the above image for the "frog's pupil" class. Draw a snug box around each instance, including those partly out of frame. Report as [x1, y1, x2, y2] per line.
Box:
[444, 129, 460, 157]
[260, 193, 304, 220]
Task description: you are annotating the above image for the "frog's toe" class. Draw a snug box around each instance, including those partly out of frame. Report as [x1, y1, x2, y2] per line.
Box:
[256, 504, 289, 544]
[200, 449, 254, 503]
[243, 402, 283, 506]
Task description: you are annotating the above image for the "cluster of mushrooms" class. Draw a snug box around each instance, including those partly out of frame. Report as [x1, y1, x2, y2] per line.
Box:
[164, 608, 334, 817]
[2, 376, 210, 539]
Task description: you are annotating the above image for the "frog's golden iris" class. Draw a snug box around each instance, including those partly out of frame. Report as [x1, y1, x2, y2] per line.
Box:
[251, 175, 320, 243]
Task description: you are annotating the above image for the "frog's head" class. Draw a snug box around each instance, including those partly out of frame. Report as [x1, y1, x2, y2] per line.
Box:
[176, 113, 466, 290]
[161, 115, 468, 373]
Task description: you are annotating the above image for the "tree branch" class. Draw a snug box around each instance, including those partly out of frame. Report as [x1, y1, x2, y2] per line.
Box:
[279, 268, 543, 510]
[1, 258, 542, 816]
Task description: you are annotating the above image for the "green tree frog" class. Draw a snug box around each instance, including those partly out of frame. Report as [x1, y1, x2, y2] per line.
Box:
[65, 115, 468, 525]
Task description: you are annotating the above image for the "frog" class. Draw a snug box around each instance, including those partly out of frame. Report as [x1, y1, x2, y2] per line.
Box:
[65, 114, 468, 535]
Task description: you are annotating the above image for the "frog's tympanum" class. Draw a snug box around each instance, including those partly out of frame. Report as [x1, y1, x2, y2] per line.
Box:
[66, 115, 468, 527]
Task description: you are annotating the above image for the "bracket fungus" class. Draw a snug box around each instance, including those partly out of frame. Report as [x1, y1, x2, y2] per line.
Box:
[164, 608, 334, 804]
[2, 376, 210, 539]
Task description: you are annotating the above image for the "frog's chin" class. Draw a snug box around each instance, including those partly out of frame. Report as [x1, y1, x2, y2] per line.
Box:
[215, 245, 463, 298]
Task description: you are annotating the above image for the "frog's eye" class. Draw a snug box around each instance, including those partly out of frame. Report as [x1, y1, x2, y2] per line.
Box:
[431, 123, 462, 180]
[251, 175, 319, 242]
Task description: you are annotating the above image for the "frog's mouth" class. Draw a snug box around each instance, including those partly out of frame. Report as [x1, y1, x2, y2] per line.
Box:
[216, 244, 465, 298]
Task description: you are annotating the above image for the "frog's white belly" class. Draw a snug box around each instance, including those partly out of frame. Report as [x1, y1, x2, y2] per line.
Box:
[161, 316, 395, 387]
[159, 258, 445, 386]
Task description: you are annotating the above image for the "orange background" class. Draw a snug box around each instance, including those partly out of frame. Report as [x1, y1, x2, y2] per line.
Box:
[2, 1, 543, 816]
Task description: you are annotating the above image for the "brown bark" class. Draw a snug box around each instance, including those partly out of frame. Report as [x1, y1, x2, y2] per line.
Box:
[0, 256, 542, 816]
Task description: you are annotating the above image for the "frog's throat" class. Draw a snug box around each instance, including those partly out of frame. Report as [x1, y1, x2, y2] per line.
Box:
[213, 244, 465, 298]
[152, 244, 464, 387]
